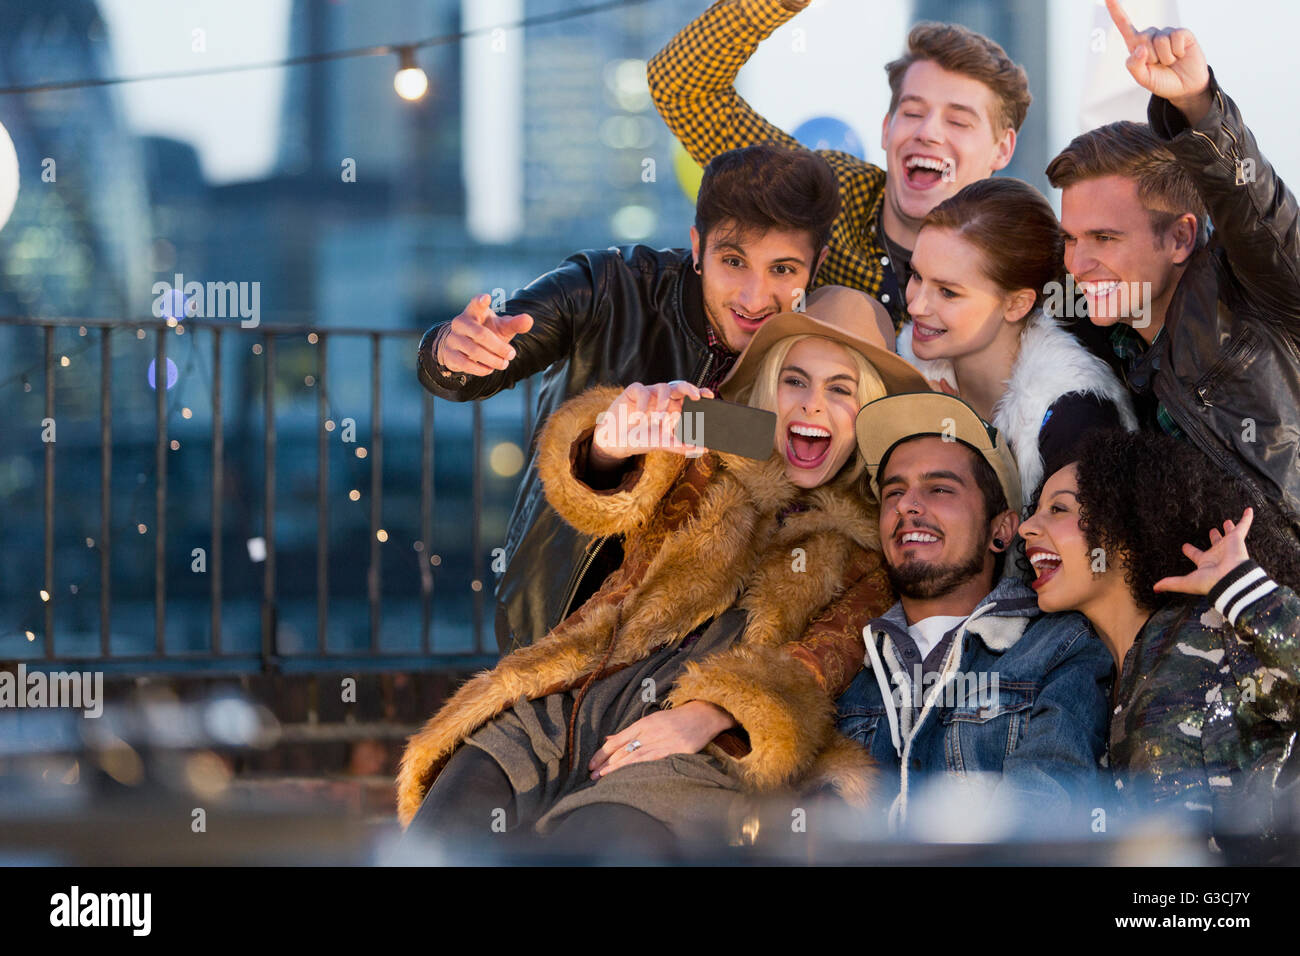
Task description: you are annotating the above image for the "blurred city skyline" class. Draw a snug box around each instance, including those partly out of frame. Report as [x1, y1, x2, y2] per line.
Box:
[3, 0, 1298, 663]
[88, 1, 1300, 195]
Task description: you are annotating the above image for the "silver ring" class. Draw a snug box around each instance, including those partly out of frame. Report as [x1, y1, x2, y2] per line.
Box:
[626, 739, 642, 753]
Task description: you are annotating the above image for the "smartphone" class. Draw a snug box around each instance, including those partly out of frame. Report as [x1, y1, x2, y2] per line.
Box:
[676, 397, 777, 461]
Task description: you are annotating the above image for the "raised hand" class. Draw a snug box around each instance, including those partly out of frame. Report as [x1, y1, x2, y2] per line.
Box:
[437, 293, 535, 377]
[591, 381, 714, 465]
[1153, 507, 1254, 597]
[1105, 0, 1211, 122]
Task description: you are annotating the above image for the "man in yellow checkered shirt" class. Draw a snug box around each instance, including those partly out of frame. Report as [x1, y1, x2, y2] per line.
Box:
[649, 0, 1032, 333]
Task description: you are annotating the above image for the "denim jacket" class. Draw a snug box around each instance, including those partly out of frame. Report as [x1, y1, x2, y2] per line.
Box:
[836, 578, 1114, 835]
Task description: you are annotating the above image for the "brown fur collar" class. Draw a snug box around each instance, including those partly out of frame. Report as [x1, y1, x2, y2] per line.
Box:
[397, 385, 878, 827]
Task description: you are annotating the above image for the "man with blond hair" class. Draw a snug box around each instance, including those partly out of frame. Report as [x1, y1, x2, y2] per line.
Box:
[649, 0, 1031, 332]
[1047, 0, 1300, 551]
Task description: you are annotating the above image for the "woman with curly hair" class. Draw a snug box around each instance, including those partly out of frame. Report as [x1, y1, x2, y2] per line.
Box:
[1018, 430, 1300, 855]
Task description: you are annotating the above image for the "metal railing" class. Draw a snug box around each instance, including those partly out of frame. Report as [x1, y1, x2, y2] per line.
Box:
[1, 314, 533, 675]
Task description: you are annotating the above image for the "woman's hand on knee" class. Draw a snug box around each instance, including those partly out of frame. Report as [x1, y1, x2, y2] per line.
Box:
[588, 701, 736, 779]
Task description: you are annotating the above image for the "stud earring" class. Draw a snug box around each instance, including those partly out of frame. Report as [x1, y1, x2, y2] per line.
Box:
[993, 538, 1005, 550]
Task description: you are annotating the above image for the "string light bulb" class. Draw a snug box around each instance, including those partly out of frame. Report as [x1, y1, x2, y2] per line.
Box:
[393, 47, 428, 101]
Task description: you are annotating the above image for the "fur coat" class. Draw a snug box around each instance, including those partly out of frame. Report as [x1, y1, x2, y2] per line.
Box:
[396, 385, 893, 827]
[897, 311, 1138, 501]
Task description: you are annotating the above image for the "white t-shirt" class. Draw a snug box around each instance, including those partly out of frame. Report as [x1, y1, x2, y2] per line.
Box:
[907, 615, 966, 661]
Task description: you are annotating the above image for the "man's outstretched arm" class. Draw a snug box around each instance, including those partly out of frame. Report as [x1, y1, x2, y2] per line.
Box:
[417, 253, 601, 403]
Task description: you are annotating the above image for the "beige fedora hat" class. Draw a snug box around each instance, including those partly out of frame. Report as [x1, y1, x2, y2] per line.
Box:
[717, 285, 930, 401]
[854, 391, 1023, 510]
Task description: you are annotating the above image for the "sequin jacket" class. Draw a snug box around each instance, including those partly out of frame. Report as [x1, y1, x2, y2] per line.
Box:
[1110, 561, 1300, 837]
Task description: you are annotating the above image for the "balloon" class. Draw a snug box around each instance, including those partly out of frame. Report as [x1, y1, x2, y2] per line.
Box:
[792, 116, 866, 160]
[0, 119, 18, 233]
[670, 138, 703, 203]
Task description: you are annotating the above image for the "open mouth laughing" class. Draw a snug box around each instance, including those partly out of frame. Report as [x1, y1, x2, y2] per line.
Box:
[903, 154, 954, 191]
[1027, 547, 1062, 591]
[786, 421, 833, 470]
[893, 524, 943, 551]
[1078, 280, 1121, 300]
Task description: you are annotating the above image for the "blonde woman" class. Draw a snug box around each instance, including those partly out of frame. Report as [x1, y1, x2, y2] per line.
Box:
[397, 287, 929, 853]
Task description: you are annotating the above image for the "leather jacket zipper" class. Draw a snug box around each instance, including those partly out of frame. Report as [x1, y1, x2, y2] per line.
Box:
[554, 348, 715, 626]
[557, 535, 609, 624]
[1190, 89, 1246, 181]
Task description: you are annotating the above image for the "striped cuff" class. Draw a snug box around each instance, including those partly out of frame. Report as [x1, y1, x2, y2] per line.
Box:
[1208, 560, 1278, 626]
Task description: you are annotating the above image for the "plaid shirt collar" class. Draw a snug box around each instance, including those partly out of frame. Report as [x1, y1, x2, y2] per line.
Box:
[1109, 324, 1185, 438]
[702, 325, 738, 392]
[1109, 323, 1150, 367]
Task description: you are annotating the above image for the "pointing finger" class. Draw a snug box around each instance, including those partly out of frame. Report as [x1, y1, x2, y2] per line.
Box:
[1105, 0, 1141, 49]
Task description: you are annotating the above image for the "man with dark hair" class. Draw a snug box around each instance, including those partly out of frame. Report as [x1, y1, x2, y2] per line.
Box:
[419, 144, 843, 654]
[649, 0, 1030, 332]
[835, 392, 1112, 834]
[1047, 0, 1300, 552]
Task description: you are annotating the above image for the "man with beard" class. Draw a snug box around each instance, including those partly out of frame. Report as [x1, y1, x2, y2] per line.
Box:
[835, 393, 1113, 836]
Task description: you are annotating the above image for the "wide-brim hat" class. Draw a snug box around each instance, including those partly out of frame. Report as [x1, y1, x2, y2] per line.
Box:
[855, 391, 1023, 509]
[717, 285, 931, 401]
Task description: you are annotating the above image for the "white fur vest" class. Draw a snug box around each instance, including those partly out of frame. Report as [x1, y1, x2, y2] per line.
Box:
[897, 311, 1138, 504]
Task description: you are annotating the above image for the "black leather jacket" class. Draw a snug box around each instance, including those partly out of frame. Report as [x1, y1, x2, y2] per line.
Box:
[1126, 75, 1300, 543]
[417, 245, 719, 653]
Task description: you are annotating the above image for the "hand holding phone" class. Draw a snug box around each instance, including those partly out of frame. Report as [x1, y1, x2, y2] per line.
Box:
[675, 397, 777, 461]
[591, 381, 713, 465]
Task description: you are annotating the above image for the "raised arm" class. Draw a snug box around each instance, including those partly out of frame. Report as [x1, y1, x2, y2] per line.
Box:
[1105, 0, 1300, 327]
[1211, 564, 1300, 714]
[536, 383, 709, 540]
[1153, 78, 1300, 325]
[647, 0, 808, 164]
[1154, 507, 1300, 715]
